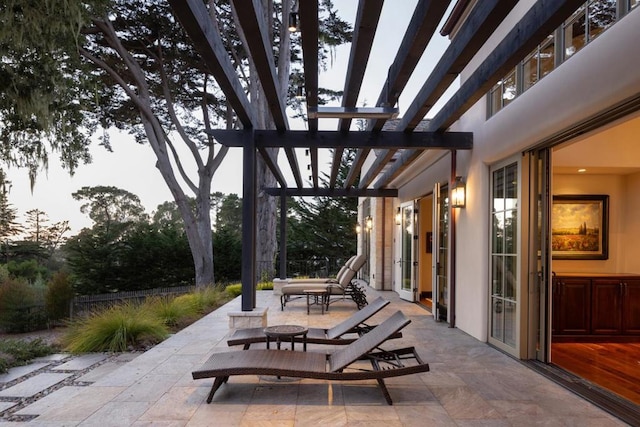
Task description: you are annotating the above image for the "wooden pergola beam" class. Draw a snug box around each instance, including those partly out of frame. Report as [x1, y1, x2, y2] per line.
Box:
[169, 0, 254, 128]
[375, 0, 586, 189]
[365, 0, 517, 189]
[209, 129, 472, 149]
[329, 0, 384, 188]
[298, 0, 319, 186]
[264, 187, 398, 198]
[231, 0, 289, 131]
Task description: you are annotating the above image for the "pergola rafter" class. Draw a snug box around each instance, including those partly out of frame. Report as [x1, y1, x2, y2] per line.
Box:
[167, 0, 587, 310]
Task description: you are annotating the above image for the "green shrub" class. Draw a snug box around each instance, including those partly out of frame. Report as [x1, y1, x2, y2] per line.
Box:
[62, 302, 169, 353]
[0, 338, 55, 374]
[0, 277, 47, 333]
[225, 281, 272, 298]
[144, 296, 197, 327]
[225, 283, 242, 298]
[45, 271, 74, 321]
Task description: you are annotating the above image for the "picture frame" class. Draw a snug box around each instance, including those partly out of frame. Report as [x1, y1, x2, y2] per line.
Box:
[551, 194, 609, 260]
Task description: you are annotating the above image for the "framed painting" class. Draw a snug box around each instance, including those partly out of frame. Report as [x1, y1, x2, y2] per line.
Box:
[551, 195, 609, 260]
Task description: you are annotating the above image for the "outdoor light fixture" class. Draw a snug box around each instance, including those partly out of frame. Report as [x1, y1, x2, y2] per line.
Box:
[451, 176, 466, 208]
[355, 223, 362, 234]
[295, 85, 304, 100]
[288, 12, 298, 32]
[365, 216, 373, 231]
[395, 207, 401, 225]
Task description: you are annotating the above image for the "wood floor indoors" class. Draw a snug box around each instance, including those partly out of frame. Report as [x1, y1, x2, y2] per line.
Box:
[551, 342, 640, 406]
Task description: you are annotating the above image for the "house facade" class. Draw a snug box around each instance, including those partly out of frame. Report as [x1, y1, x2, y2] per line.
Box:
[359, 0, 640, 369]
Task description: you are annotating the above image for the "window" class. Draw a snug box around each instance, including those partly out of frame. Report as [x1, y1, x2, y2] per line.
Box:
[523, 34, 555, 91]
[487, 1, 622, 118]
[488, 68, 516, 116]
[490, 162, 519, 348]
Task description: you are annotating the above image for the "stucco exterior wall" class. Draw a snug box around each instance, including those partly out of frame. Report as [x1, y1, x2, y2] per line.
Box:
[378, 6, 640, 342]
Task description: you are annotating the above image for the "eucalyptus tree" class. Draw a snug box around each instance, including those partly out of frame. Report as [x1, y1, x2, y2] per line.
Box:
[1, 0, 350, 287]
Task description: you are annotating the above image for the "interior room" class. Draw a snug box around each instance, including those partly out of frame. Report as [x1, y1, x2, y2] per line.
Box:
[550, 113, 640, 405]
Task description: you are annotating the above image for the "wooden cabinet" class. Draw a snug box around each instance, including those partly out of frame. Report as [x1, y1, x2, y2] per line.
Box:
[552, 277, 591, 335]
[591, 279, 623, 334]
[622, 279, 640, 335]
[552, 274, 640, 340]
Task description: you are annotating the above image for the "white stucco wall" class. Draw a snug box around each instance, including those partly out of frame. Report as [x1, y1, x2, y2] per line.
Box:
[386, 7, 640, 342]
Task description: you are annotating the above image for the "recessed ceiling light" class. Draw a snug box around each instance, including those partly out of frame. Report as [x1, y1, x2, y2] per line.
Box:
[578, 168, 587, 173]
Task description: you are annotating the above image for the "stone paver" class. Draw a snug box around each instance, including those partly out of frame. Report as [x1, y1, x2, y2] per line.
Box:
[0, 374, 72, 398]
[0, 287, 632, 425]
[0, 364, 50, 384]
[13, 386, 85, 416]
[51, 354, 108, 372]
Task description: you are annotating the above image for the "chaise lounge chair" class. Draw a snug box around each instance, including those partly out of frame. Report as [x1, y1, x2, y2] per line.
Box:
[227, 296, 396, 349]
[193, 311, 429, 405]
[280, 254, 368, 310]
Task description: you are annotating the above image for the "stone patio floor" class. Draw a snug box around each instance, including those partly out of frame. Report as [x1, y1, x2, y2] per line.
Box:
[0, 286, 629, 426]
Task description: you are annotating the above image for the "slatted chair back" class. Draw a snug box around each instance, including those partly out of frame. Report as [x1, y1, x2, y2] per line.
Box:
[329, 311, 410, 372]
[326, 297, 389, 339]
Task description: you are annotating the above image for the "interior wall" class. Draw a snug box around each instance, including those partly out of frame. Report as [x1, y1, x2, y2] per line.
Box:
[623, 172, 640, 273]
[418, 197, 433, 297]
[552, 173, 626, 274]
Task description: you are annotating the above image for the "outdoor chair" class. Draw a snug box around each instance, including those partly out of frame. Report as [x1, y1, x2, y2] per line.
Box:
[286, 255, 356, 284]
[227, 296, 399, 349]
[193, 310, 429, 405]
[280, 254, 368, 310]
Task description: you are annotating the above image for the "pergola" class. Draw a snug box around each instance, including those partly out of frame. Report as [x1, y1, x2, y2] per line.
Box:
[168, 0, 586, 310]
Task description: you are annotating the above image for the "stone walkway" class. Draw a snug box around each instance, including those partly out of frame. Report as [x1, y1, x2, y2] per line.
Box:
[0, 351, 140, 422]
[0, 287, 631, 426]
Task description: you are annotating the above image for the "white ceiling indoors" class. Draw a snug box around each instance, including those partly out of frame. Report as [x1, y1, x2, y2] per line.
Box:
[553, 112, 640, 175]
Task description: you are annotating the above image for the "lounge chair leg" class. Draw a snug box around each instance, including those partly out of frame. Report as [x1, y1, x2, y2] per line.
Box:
[376, 378, 393, 405]
[206, 376, 227, 403]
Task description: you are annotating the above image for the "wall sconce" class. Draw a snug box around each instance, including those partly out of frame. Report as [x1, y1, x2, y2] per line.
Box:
[355, 223, 362, 234]
[451, 176, 466, 208]
[288, 12, 298, 32]
[395, 207, 401, 225]
[365, 216, 373, 231]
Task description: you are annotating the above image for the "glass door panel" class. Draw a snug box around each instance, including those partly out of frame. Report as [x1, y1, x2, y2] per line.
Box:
[490, 162, 519, 350]
[396, 201, 416, 301]
[434, 183, 449, 322]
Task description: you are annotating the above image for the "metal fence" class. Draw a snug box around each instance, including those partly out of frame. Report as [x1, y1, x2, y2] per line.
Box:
[70, 285, 196, 318]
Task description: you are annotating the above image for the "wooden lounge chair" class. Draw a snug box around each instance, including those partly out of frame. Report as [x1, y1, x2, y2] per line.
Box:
[193, 311, 429, 405]
[227, 296, 395, 349]
[280, 254, 368, 310]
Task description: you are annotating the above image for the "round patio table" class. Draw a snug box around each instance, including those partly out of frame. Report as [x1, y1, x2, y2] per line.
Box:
[264, 325, 308, 351]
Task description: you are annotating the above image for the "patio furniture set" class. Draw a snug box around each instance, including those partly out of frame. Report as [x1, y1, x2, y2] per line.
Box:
[192, 296, 430, 405]
[279, 254, 369, 312]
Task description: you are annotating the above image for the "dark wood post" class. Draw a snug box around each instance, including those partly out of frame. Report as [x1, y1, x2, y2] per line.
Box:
[279, 191, 287, 280]
[241, 130, 257, 311]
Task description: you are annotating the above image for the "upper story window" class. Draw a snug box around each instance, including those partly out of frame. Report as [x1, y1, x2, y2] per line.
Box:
[564, 1, 616, 60]
[487, 0, 630, 118]
[489, 68, 516, 115]
[523, 34, 555, 91]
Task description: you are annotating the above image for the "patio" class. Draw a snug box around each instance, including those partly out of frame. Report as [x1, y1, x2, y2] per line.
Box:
[14, 286, 626, 426]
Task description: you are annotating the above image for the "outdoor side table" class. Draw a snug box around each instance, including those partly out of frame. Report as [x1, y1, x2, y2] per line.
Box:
[264, 325, 308, 351]
[304, 289, 328, 314]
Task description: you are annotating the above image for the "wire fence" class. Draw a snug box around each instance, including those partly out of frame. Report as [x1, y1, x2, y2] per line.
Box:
[70, 285, 196, 318]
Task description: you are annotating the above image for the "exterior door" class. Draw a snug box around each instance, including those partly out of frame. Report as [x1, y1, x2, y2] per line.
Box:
[395, 201, 417, 301]
[433, 183, 449, 322]
[488, 160, 521, 354]
[529, 149, 553, 362]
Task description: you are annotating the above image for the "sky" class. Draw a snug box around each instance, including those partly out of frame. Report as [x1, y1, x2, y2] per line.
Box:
[6, 1, 456, 235]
